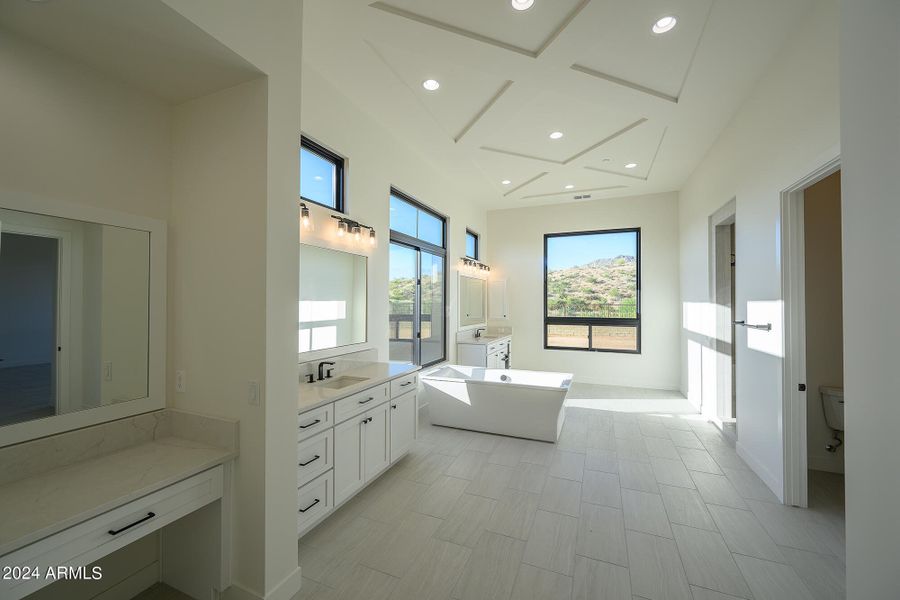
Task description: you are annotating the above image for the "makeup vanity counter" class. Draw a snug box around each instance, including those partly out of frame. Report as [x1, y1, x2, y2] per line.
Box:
[295, 360, 420, 536]
[0, 409, 237, 600]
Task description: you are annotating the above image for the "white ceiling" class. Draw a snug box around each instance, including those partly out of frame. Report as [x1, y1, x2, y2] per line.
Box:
[305, 0, 815, 209]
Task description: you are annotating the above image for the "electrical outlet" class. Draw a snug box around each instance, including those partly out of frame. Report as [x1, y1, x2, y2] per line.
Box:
[103, 362, 113, 382]
[175, 370, 186, 393]
[248, 381, 260, 406]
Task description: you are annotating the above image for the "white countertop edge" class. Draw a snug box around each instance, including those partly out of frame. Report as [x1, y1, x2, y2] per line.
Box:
[456, 335, 512, 346]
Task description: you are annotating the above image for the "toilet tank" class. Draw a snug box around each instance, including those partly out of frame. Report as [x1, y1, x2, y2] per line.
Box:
[820, 386, 844, 431]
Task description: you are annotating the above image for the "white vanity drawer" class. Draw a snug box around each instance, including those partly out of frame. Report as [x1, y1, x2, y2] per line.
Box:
[334, 383, 389, 424]
[297, 403, 334, 442]
[297, 471, 333, 536]
[0, 466, 223, 600]
[390, 373, 418, 398]
[297, 429, 333, 488]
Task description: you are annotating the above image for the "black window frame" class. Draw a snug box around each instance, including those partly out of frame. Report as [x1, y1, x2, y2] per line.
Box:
[389, 188, 448, 368]
[465, 229, 479, 260]
[300, 136, 345, 213]
[543, 227, 641, 354]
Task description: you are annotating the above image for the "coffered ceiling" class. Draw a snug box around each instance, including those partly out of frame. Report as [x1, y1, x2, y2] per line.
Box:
[303, 0, 814, 209]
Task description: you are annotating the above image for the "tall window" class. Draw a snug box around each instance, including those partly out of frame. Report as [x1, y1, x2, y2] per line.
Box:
[300, 137, 345, 212]
[544, 228, 640, 353]
[465, 229, 479, 259]
[388, 190, 446, 366]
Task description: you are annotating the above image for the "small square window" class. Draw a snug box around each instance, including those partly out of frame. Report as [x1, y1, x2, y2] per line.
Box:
[300, 137, 344, 212]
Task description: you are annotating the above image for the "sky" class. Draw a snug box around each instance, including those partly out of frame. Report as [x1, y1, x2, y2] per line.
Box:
[546, 231, 637, 271]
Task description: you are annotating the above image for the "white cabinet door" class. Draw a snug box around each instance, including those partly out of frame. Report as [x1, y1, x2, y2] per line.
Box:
[333, 416, 364, 505]
[390, 391, 416, 461]
[488, 279, 508, 320]
[363, 403, 390, 481]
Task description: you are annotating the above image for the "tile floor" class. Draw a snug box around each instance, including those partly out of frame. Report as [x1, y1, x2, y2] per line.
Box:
[142, 384, 846, 600]
[292, 383, 846, 600]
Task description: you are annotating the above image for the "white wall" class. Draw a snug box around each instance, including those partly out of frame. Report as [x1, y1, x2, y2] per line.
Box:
[300, 65, 490, 366]
[840, 1, 900, 596]
[488, 193, 681, 390]
[678, 0, 838, 497]
[802, 171, 843, 473]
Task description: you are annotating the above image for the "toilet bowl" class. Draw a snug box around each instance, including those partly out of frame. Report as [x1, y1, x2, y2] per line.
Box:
[820, 385, 844, 432]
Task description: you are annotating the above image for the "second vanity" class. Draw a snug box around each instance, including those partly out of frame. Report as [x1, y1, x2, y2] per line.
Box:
[294, 361, 419, 536]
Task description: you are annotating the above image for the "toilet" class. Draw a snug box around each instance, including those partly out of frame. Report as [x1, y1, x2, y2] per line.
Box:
[820, 386, 844, 431]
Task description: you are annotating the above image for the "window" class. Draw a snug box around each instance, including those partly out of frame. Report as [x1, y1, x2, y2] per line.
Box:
[465, 229, 479, 259]
[544, 228, 640, 353]
[389, 189, 447, 367]
[300, 137, 344, 212]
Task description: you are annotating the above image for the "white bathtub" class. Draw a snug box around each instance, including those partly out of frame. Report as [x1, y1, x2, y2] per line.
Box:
[421, 365, 573, 442]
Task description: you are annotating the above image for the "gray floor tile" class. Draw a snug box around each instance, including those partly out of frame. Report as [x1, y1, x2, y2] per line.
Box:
[585, 448, 618, 473]
[644, 436, 682, 460]
[626, 530, 692, 600]
[487, 437, 526, 466]
[706, 504, 785, 562]
[575, 502, 628, 567]
[573, 555, 631, 600]
[671, 524, 752, 598]
[582, 469, 623, 508]
[444, 450, 488, 480]
[539, 476, 582, 517]
[650, 456, 695, 489]
[434, 493, 497, 548]
[622, 489, 672, 538]
[511, 564, 574, 600]
[549, 450, 586, 481]
[678, 448, 724, 475]
[779, 546, 846, 600]
[486, 488, 540, 540]
[453, 531, 525, 600]
[619, 459, 659, 493]
[508, 462, 549, 494]
[668, 429, 705, 449]
[523, 509, 579, 575]
[390, 538, 471, 600]
[733, 554, 815, 600]
[465, 463, 515, 499]
[659, 485, 718, 531]
[722, 467, 779, 503]
[690, 472, 748, 509]
[415, 475, 470, 518]
[359, 511, 442, 578]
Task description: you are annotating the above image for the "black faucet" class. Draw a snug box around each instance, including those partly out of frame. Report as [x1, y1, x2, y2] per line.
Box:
[474, 328, 486, 338]
[317, 361, 336, 381]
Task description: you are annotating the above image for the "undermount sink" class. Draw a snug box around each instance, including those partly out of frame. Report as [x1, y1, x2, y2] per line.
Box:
[320, 375, 368, 389]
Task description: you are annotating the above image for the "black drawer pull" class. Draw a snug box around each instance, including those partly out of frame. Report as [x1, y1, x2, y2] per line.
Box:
[299, 498, 320, 513]
[358, 397, 374, 404]
[400, 381, 413, 387]
[298, 454, 321, 467]
[391, 404, 397, 409]
[108, 512, 156, 536]
[299, 419, 321, 429]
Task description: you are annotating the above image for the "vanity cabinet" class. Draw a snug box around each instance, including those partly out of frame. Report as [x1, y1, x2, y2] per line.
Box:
[296, 368, 418, 535]
[457, 336, 512, 369]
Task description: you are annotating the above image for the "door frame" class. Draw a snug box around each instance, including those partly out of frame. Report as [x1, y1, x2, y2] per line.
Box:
[781, 154, 841, 507]
[707, 199, 736, 431]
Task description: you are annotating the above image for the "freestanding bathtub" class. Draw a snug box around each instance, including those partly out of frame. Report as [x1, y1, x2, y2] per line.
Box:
[421, 365, 573, 442]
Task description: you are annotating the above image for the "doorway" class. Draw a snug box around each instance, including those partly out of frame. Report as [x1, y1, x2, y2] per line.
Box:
[709, 200, 737, 439]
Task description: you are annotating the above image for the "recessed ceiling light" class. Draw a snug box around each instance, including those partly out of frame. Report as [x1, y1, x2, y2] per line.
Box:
[549, 131, 564, 140]
[565, 184, 574, 189]
[501, 180, 512, 185]
[625, 162, 638, 169]
[422, 79, 440, 91]
[652, 15, 677, 34]
[511, 0, 535, 11]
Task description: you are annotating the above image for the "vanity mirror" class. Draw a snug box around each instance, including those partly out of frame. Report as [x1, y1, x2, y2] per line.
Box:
[0, 204, 165, 446]
[299, 244, 367, 356]
[459, 274, 487, 328]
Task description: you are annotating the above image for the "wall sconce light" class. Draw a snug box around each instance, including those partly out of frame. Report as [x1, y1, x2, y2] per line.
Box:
[331, 215, 376, 247]
[300, 202, 312, 230]
[460, 257, 491, 274]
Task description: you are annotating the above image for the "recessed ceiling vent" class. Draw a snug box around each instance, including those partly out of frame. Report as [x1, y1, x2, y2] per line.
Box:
[573, 194, 592, 200]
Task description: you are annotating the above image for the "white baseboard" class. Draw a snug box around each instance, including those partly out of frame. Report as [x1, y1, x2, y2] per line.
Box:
[736, 441, 784, 503]
[222, 567, 302, 600]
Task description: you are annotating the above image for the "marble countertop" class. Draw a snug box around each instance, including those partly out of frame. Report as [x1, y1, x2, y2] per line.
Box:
[457, 334, 512, 346]
[0, 436, 235, 556]
[298, 361, 421, 413]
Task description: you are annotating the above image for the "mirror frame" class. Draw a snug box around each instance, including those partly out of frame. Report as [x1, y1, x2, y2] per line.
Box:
[298, 241, 370, 363]
[457, 271, 488, 331]
[0, 193, 166, 447]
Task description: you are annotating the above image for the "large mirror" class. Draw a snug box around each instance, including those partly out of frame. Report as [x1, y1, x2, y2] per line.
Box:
[299, 244, 367, 354]
[0, 208, 151, 428]
[459, 274, 487, 328]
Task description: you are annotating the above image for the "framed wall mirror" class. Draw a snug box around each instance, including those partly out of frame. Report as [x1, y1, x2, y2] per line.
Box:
[0, 201, 166, 447]
[299, 244, 367, 357]
[459, 273, 487, 329]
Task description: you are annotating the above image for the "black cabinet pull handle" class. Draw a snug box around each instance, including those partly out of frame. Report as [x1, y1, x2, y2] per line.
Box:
[391, 404, 397, 409]
[400, 381, 413, 387]
[298, 499, 320, 513]
[299, 419, 321, 429]
[358, 397, 374, 404]
[361, 416, 373, 424]
[298, 454, 320, 467]
[108, 512, 155, 536]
